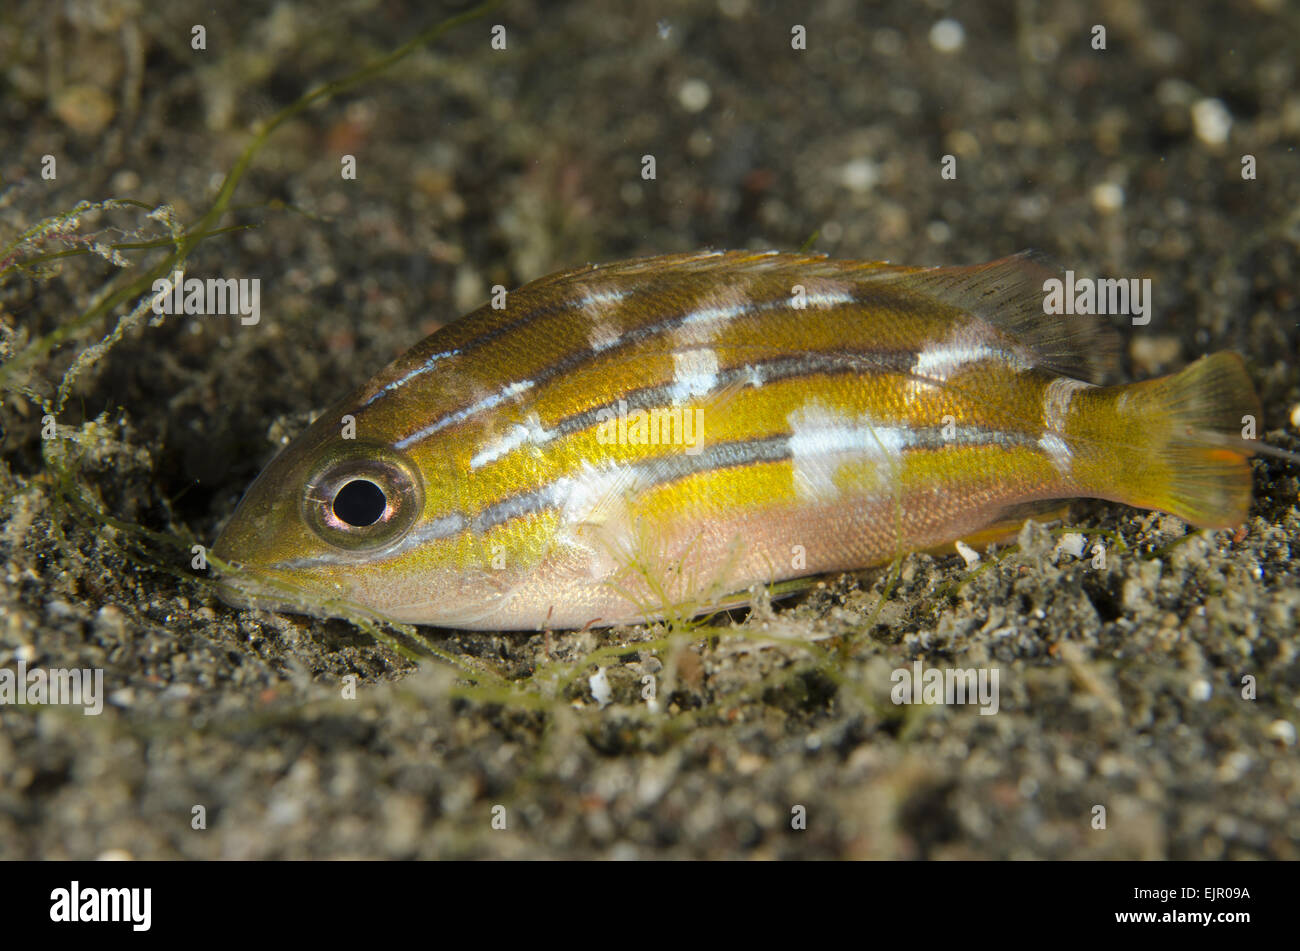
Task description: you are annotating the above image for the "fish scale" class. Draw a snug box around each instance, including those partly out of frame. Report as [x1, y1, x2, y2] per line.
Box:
[213, 251, 1276, 630]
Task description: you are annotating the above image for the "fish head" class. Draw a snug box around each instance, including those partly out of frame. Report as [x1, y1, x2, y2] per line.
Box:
[211, 382, 513, 626]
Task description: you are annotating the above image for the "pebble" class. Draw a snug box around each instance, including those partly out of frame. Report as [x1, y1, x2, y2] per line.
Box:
[840, 157, 879, 192]
[1216, 750, 1252, 782]
[929, 19, 965, 53]
[1054, 533, 1087, 560]
[955, 540, 980, 568]
[54, 84, 116, 136]
[109, 688, 136, 708]
[588, 668, 612, 707]
[677, 79, 711, 113]
[1091, 182, 1124, 214]
[47, 600, 78, 619]
[1191, 97, 1232, 147]
[1130, 335, 1182, 375]
[1268, 719, 1296, 746]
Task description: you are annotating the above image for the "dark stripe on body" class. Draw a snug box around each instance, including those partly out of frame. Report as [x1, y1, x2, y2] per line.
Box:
[394, 286, 920, 447]
[473, 425, 1038, 532]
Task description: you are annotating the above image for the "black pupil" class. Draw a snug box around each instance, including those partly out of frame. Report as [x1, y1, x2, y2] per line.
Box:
[333, 479, 387, 527]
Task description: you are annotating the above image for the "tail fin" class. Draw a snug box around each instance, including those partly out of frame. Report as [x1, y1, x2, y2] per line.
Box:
[1117, 352, 1263, 529]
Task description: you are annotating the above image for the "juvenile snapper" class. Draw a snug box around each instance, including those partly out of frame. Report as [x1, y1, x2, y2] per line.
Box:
[213, 251, 1279, 630]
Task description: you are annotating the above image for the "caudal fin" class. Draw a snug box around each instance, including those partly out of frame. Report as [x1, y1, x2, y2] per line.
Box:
[1119, 352, 1262, 529]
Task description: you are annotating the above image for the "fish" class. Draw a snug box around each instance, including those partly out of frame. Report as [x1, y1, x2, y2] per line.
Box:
[211, 250, 1292, 630]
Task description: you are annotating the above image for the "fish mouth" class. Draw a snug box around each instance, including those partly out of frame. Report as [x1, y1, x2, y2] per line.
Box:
[210, 532, 371, 620]
[209, 563, 342, 619]
[211, 580, 292, 615]
[209, 484, 311, 613]
[208, 530, 322, 617]
[208, 552, 290, 613]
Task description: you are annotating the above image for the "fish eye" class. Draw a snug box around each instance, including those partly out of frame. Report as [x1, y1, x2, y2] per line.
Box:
[303, 445, 423, 551]
[333, 479, 387, 527]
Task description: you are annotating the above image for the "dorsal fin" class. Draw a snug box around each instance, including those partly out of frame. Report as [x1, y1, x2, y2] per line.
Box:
[891, 250, 1122, 384]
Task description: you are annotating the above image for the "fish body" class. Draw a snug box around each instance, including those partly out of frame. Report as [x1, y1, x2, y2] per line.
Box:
[213, 251, 1266, 630]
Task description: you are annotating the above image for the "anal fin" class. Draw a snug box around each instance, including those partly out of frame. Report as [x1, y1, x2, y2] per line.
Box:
[924, 500, 1072, 558]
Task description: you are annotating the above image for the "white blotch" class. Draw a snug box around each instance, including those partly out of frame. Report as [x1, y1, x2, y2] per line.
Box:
[680, 299, 751, 329]
[578, 289, 626, 354]
[588, 322, 620, 352]
[1038, 432, 1073, 475]
[551, 461, 644, 577]
[395, 379, 534, 449]
[577, 288, 627, 310]
[786, 402, 908, 502]
[669, 349, 720, 404]
[668, 288, 760, 362]
[470, 412, 554, 469]
[555, 461, 643, 528]
[911, 326, 1018, 381]
[907, 325, 1029, 404]
[955, 539, 980, 568]
[1041, 377, 1093, 433]
[802, 287, 855, 308]
[909, 347, 985, 402]
[669, 293, 752, 361]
